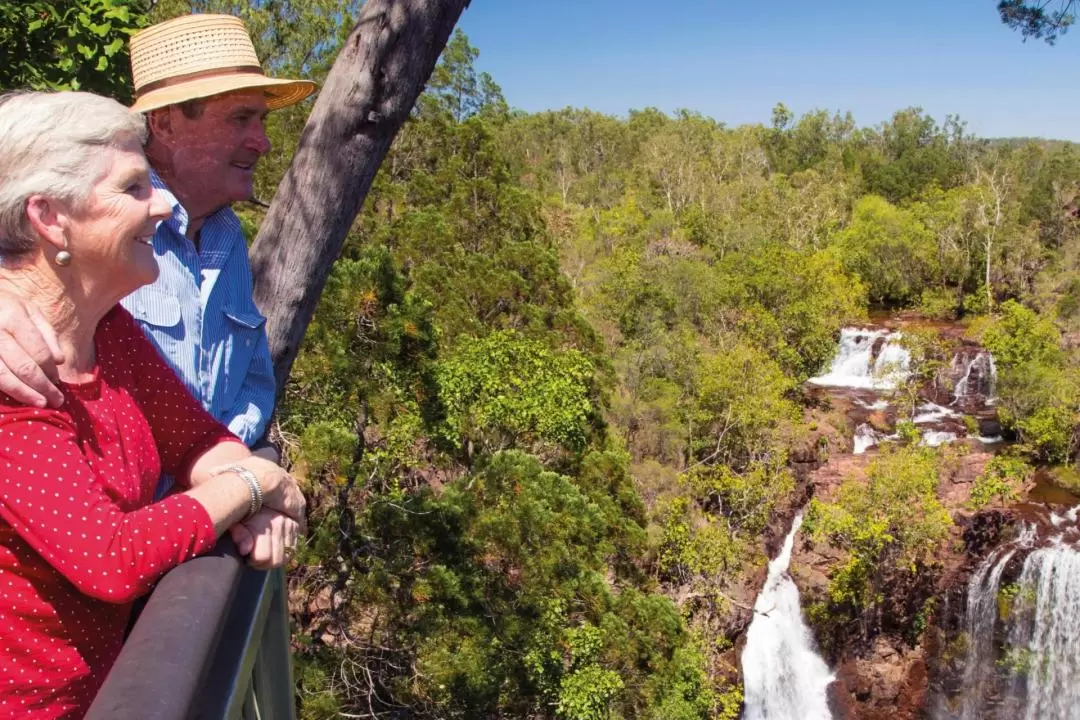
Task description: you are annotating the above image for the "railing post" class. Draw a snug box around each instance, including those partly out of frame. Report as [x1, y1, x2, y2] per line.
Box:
[87, 540, 297, 719]
[193, 567, 296, 719]
[85, 538, 246, 720]
[247, 568, 297, 720]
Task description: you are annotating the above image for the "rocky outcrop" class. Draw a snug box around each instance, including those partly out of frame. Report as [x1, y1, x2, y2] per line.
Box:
[831, 638, 929, 720]
[784, 427, 999, 719]
[740, 317, 1063, 719]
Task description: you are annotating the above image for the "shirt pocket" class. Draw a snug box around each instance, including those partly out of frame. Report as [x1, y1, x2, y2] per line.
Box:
[220, 306, 267, 407]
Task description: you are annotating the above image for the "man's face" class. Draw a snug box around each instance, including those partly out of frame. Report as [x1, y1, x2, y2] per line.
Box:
[164, 89, 271, 214]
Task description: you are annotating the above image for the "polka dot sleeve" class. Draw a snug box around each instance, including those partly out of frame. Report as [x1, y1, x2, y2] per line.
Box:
[102, 308, 245, 482]
[0, 408, 217, 604]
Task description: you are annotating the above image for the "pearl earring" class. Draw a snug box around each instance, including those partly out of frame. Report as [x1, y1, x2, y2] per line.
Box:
[54, 238, 71, 267]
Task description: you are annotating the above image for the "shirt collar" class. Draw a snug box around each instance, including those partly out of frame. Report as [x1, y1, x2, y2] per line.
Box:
[149, 168, 190, 238]
[149, 169, 238, 242]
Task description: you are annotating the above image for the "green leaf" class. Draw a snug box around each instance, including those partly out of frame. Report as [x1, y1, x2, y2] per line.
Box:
[105, 7, 131, 22]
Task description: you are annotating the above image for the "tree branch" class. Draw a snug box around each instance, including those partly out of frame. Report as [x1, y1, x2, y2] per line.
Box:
[250, 0, 471, 398]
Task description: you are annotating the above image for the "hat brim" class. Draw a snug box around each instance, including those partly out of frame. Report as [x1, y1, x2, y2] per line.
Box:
[130, 73, 316, 114]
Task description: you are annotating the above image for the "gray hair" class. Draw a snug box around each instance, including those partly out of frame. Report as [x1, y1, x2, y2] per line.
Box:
[0, 91, 148, 257]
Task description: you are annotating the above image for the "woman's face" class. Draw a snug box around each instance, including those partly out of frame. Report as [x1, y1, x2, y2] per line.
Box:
[65, 141, 172, 297]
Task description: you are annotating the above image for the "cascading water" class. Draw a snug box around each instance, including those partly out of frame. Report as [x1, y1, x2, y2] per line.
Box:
[951, 349, 997, 408]
[811, 327, 1001, 452]
[953, 538, 1027, 720]
[937, 517, 1080, 720]
[999, 541, 1080, 719]
[741, 513, 834, 720]
[809, 328, 910, 390]
[853, 423, 885, 454]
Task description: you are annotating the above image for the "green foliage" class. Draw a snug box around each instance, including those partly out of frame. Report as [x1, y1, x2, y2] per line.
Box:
[977, 300, 1080, 462]
[969, 454, 1033, 509]
[556, 663, 624, 720]
[997, 647, 1037, 675]
[421, 29, 507, 122]
[911, 596, 938, 642]
[254, 20, 1080, 717]
[0, 0, 148, 101]
[981, 299, 1063, 368]
[894, 419, 922, 446]
[656, 496, 743, 582]
[859, 109, 968, 203]
[997, 581, 1037, 621]
[833, 195, 937, 306]
[299, 451, 714, 718]
[284, 246, 442, 471]
[999, 0, 1077, 43]
[1016, 404, 1078, 463]
[918, 287, 961, 320]
[892, 327, 952, 419]
[805, 445, 952, 627]
[691, 340, 801, 466]
[437, 330, 600, 457]
[718, 244, 867, 380]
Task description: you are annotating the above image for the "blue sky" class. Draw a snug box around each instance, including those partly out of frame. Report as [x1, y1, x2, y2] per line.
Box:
[457, 0, 1080, 141]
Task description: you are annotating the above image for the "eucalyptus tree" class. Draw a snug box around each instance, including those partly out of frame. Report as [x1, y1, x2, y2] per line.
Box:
[999, 0, 1077, 42]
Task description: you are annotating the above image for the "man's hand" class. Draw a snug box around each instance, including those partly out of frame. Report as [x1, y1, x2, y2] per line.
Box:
[0, 292, 64, 408]
[229, 509, 300, 569]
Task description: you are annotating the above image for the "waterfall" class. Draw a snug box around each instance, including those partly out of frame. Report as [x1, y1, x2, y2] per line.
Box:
[809, 328, 910, 390]
[999, 542, 1080, 719]
[955, 542, 1024, 720]
[951, 349, 996, 408]
[853, 423, 883, 454]
[741, 513, 834, 720]
[939, 521, 1080, 720]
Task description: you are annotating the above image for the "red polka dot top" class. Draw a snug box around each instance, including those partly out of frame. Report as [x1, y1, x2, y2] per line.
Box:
[0, 306, 242, 718]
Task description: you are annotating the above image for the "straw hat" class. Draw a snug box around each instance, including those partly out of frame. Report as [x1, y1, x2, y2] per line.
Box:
[129, 14, 316, 114]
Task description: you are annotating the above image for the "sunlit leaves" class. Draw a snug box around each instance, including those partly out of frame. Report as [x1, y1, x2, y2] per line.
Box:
[0, 0, 147, 101]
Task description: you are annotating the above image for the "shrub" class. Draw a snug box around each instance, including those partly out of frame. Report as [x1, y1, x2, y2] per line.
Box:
[969, 454, 1033, 509]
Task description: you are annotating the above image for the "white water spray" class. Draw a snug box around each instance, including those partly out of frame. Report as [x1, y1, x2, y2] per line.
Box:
[809, 328, 910, 390]
[741, 513, 834, 720]
[1000, 541, 1080, 719]
[939, 520, 1080, 720]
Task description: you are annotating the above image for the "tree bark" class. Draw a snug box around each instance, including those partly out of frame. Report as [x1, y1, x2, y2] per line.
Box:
[250, 0, 471, 397]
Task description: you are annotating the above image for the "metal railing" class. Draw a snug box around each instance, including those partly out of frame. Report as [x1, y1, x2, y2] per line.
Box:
[86, 538, 296, 720]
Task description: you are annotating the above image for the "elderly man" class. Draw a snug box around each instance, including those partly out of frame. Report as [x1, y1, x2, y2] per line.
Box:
[0, 14, 314, 486]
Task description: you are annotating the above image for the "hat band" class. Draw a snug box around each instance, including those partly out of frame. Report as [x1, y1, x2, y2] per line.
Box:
[136, 65, 264, 98]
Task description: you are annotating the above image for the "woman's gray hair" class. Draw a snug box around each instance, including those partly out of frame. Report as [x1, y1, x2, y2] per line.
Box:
[0, 91, 148, 257]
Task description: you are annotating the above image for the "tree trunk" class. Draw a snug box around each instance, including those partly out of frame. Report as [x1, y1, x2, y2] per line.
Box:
[250, 0, 471, 397]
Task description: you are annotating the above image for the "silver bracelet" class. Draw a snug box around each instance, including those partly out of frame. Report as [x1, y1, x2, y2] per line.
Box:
[215, 464, 263, 519]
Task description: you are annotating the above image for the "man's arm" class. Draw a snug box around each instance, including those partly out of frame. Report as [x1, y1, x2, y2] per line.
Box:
[224, 325, 276, 447]
[0, 291, 65, 408]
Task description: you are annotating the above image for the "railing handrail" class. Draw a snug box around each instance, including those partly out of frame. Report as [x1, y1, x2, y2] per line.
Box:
[86, 537, 247, 720]
[195, 564, 295, 720]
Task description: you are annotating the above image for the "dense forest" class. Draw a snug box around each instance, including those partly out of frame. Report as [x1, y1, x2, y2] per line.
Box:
[5, 2, 1080, 719]
[274, 33, 1080, 720]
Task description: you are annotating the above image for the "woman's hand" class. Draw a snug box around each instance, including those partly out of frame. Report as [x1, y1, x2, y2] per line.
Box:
[228, 456, 307, 527]
[189, 454, 307, 541]
[229, 509, 300, 569]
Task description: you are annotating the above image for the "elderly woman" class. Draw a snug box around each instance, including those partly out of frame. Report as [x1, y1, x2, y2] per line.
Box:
[0, 91, 306, 718]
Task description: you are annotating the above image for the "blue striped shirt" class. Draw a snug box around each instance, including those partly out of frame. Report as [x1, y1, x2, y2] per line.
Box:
[120, 171, 275, 454]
